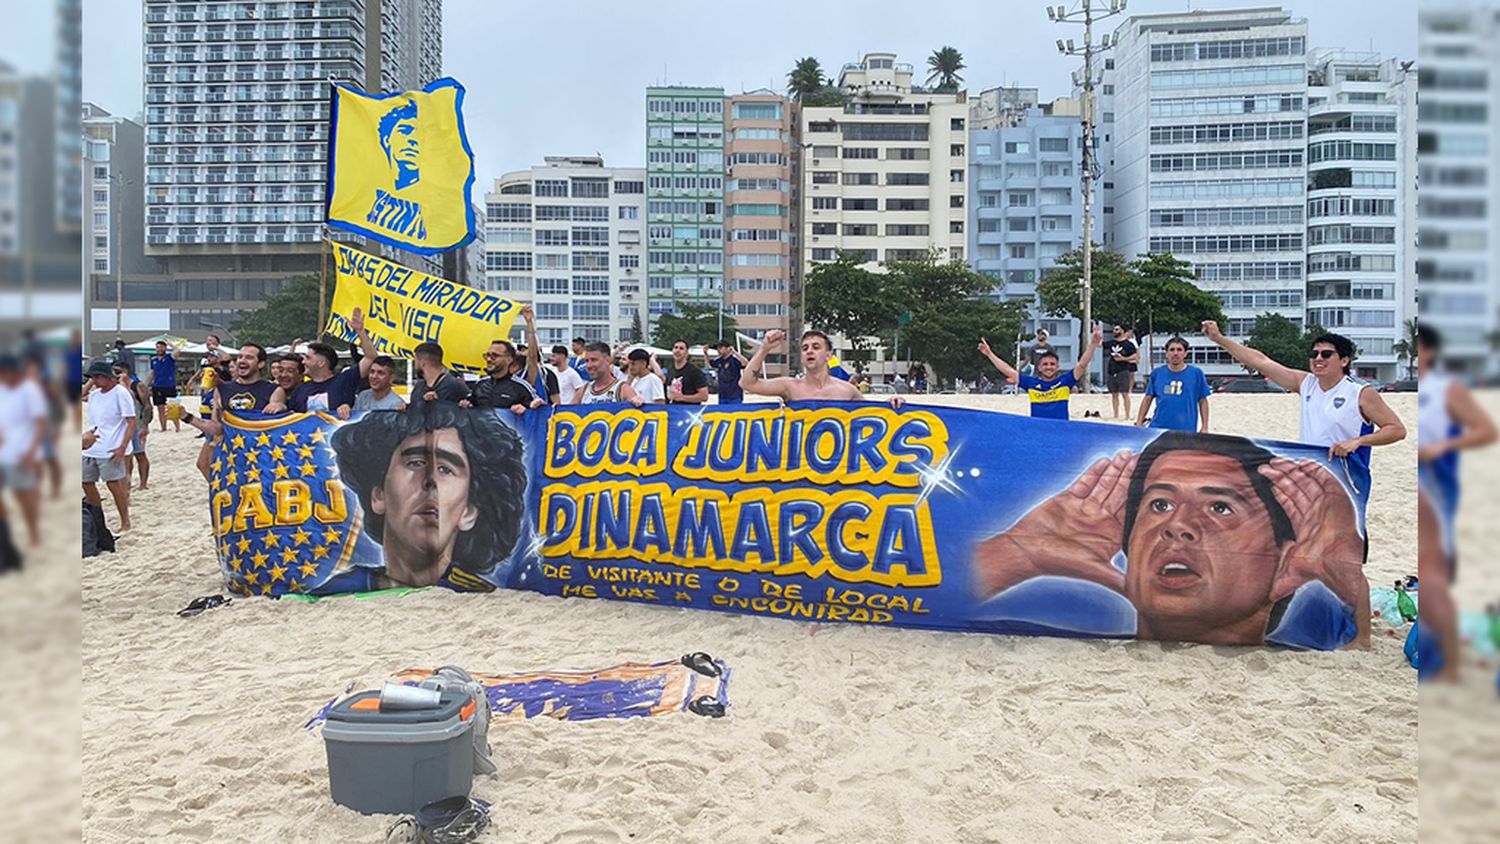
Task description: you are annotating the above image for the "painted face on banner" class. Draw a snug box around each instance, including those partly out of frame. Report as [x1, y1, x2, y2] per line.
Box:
[1124, 451, 1283, 633]
[371, 428, 479, 583]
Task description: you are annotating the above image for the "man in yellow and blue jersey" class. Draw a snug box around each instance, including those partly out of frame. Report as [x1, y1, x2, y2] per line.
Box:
[979, 324, 1102, 420]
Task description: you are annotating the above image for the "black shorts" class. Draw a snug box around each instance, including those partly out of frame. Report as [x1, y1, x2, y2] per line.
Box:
[67, 382, 83, 404]
[1106, 369, 1133, 393]
[151, 387, 178, 406]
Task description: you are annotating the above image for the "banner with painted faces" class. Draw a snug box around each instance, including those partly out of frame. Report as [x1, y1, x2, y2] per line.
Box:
[209, 402, 1371, 650]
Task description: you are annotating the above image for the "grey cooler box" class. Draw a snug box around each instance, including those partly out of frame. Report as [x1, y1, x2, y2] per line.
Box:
[323, 688, 478, 815]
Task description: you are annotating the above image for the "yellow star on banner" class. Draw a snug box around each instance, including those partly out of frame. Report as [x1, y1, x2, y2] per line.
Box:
[263, 532, 280, 548]
[228, 557, 243, 573]
[299, 561, 319, 578]
[310, 428, 326, 444]
[260, 582, 272, 595]
[211, 458, 224, 474]
[281, 431, 299, 445]
[244, 449, 260, 465]
[269, 563, 287, 583]
[322, 527, 341, 545]
[280, 547, 298, 566]
[272, 463, 290, 480]
[289, 580, 304, 593]
[255, 432, 271, 447]
[251, 550, 269, 569]
[292, 527, 312, 547]
[269, 445, 285, 462]
[210, 476, 222, 492]
[244, 468, 261, 484]
[312, 545, 330, 561]
[236, 536, 251, 554]
[296, 444, 314, 460]
[300, 461, 317, 477]
[232, 434, 246, 450]
[218, 541, 231, 558]
[223, 470, 239, 487]
[245, 571, 260, 586]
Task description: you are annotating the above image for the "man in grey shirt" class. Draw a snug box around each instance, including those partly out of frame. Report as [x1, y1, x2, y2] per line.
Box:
[353, 355, 407, 412]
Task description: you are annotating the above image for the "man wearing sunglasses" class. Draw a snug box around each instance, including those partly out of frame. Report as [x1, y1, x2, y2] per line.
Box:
[1200, 320, 1405, 489]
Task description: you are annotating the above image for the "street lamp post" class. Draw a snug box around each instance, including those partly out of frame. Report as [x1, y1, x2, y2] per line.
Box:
[1050, 0, 1124, 355]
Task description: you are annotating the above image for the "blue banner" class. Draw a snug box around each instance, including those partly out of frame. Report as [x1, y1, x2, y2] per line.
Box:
[211, 402, 1371, 649]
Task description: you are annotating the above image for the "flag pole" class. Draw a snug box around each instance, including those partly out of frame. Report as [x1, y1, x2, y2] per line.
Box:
[317, 225, 330, 341]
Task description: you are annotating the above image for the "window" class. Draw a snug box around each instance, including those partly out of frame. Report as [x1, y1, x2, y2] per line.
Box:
[1148, 234, 1304, 253]
[1150, 150, 1303, 171]
[1038, 137, 1070, 152]
[1150, 36, 1305, 62]
[843, 123, 928, 142]
[1153, 206, 1303, 227]
[572, 178, 609, 199]
[1004, 141, 1032, 155]
[811, 222, 837, 235]
[619, 254, 640, 268]
[537, 302, 569, 320]
[844, 198, 880, 211]
[732, 102, 782, 120]
[614, 180, 644, 194]
[536, 277, 570, 295]
[618, 205, 639, 220]
[1008, 192, 1032, 207]
[950, 144, 965, 157]
[843, 224, 877, 237]
[949, 221, 964, 234]
[812, 197, 838, 210]
[573, 276, 609, 296]
[1150, 121, 1304, 145]
[887, 173, 929, 186]
[1008, 217, 1034, 232]
[887, 198, 929, 211]
[1151, 64, 1304, 90]
[888, 147, 929, 161]
[974, 143, 992, 157]
[734, 128, 781, 141]
[487, 203, 531, 223]
[534, 229, 569, 246]
[487, 251, 532, 271]
[1150, 93, 1304, 118]
[950, 170, 964, 183]
[841, 147, 879, 159]
[535, 179, 567, 197]
[949, 195, 965, 208]
[885, 224, 929, 236]
[572, 226, 610, 246]
[1010, 245, 1033, 259]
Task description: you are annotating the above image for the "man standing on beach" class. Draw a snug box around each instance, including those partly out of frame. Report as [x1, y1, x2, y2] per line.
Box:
[145, 340, 181, 433]
[1026, 328, 1055, 375]
[625, 348, 665, 403]
[1103, 324, 1139, 420]
[0, 354, 49, 548]
[354, 356, 407, 412]
[287, 307, 378, 418]
[662, 340, 709, 405]
[181, 343, 284, 480]
[82, 360, 136, 533]
[548, 345, 586, 405]
[741, 329, 903, 408]
[978, 324, 1103, 420]
[706, 340, 748, 405]
[1136, 336, 1211, 433]
[1201, 320, 1405, 485]
[576, 342, 643, 406]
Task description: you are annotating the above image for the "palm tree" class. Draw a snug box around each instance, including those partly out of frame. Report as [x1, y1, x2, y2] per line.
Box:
[787, 57, 826, 102]
[926, 47, 966, 91]
[1393, 318, 1418, 380]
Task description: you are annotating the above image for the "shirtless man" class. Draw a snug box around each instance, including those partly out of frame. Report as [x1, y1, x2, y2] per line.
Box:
[741, 329, 903, 409]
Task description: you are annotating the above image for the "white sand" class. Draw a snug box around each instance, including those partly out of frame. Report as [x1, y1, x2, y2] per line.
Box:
[81, 394, 1418, 843]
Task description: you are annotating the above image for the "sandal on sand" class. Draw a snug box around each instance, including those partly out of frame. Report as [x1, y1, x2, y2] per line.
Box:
[177, 595, 231, 617]
[680, 652, 721, 677]
[386, 796, 491, 844]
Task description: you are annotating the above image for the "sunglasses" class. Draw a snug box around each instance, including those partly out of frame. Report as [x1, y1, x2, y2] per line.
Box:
[1310, 349, 1339, 360]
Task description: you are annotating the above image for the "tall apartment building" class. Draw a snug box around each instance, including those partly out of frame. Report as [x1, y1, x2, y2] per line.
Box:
[56, 0, 82, 235]
[724, 91, 793, 374]
[484, 156, 648, 349]
[1109, 8, 1311, 375]
[0, 63, 80, 332]
[138, 0, 442, 342]
[1417, 5, 1498, 375]
[645, 87, 726, 329]
[968, 99, 1085, 367]
[799, 53, 970, 274]
[1304, 49, 1416, 382]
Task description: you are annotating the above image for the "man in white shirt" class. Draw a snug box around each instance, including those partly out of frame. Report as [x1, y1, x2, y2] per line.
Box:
[82, 360, 136, 532]
[548, 345, 586, 405]
[625, 348, 665, 404]
[0, 354, 47, 549]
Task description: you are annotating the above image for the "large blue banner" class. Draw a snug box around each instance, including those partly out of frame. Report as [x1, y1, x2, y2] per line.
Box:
[211, 402, 1371, 649]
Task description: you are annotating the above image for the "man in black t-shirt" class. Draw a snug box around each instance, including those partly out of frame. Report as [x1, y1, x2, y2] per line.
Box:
[407, 342, 472, 409]
[464, 305, 543, 414]
[1103, 324, 1140, 420]
[180, 342, 284, 480]
[661, 339, 708, 404]
[1026, 328, 1056, 375]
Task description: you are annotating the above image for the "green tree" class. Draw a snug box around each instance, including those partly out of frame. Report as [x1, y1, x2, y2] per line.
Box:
[1392, 318, 1418, 380]
[803, 251, 894, 366]
[926, 46, 966, 91]
[787, 57, 825, 101]
[231, 274, 322, 347]
[882, 253, 1025, 386]
[1037, 248, 1225, 339]
[651, 303, 736, 350]
[627, 311, 645, 345]
[1244, 313, 1329, 374]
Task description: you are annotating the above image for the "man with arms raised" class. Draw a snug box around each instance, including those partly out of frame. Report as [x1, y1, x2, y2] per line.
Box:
[978, 324, 1103, 420]
[354, 355, 407, 412]
[741, 329, 903, 408]
[287, 307, 378, 418]
[1201, 320, 1405, 485]
[465, 305, 543, 415]
[180, 342, 285, 480]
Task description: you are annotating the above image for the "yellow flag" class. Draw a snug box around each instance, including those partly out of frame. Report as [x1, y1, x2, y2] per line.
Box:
[326, 242, 520, 375]
[326, 78, 476, 254]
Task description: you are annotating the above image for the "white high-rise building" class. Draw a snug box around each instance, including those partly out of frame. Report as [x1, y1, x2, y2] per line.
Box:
[142, 0, 440, 258]
[1304, 49, 1416, 383]
[1417, 5, 1498, 375]
[1109, 8, 1310, 375]
[484, 157, 648, 349]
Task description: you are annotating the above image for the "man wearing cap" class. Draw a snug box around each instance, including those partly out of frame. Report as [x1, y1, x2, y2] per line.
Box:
[0, 354, 48, 548]
[82, 360, 136, 533]
[1026, 328, 1056, 375]
[705, 339, 748, 405]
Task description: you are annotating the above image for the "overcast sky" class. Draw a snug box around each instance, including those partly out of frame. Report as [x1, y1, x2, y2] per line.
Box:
[78, 0, 1415, 190]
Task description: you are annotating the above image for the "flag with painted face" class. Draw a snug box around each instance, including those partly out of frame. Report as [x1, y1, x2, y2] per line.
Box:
[325, 77, 477, 254]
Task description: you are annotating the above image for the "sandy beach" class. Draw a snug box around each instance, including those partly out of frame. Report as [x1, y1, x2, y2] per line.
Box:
[80, 393, 1420, 843]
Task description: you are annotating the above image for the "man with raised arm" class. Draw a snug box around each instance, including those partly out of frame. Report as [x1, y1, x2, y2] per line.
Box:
[741, 329, 903, 408]
[1199, 320, 1405, 477]
[978, 324, 1103, 420]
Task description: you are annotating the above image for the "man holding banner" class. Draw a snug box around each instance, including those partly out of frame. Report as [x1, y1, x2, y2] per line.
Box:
[466, 305, 544, 414]
[741, 329, 903, 409]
